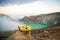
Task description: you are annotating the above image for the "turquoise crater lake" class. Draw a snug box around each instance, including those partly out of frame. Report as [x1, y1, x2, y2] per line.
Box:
[24, 22, 49, 29]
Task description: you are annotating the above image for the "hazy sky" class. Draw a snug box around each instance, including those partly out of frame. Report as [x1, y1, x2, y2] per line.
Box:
[0, 0, 60, 19]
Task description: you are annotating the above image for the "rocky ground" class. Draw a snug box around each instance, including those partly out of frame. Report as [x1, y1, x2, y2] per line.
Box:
[7, 24, 60, 40]
[31, 24, 60, 40]
[0, 31, 16, 40]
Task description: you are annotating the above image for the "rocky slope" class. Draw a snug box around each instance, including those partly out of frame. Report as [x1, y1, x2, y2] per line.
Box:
[7, 24, 60, 40]
[31, 24, 60, 40]
[19, 12, 60, 25]
[0, 31, 16, 40]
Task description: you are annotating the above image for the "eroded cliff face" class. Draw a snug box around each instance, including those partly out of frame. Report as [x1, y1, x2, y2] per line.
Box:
[8, 24, 60, 40]
[19, 12, 60, 25]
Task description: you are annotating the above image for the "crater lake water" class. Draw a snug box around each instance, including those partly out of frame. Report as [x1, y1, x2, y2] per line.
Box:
[24, 22, 49, 29]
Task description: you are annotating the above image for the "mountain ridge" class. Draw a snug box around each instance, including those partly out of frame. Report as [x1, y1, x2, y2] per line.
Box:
[19, 12, 60, 25]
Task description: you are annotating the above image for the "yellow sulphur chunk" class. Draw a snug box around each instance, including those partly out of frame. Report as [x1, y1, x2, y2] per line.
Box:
[18, 24, 31, 32]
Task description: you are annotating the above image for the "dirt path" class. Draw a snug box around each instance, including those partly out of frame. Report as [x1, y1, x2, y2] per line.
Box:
[7, 31, 36, 40]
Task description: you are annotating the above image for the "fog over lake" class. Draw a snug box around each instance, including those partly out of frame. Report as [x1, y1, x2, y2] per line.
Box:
[0, 14, 25, 31]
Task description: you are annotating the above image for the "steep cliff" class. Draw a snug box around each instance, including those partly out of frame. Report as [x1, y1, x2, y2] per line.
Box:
[19, 12, 60, 25]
